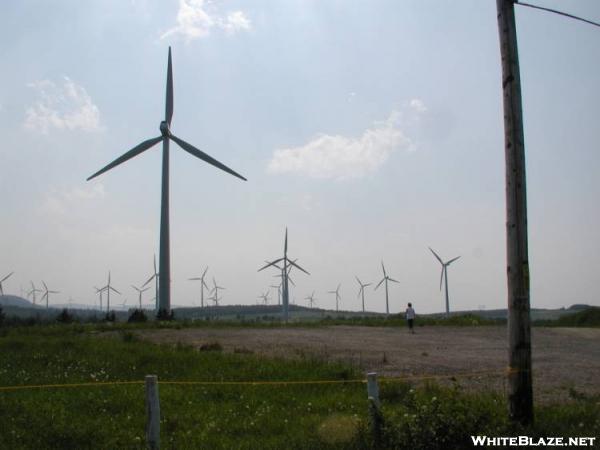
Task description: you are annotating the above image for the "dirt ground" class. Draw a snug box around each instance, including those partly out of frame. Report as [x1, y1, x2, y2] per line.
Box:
[136, 325, 600, 403]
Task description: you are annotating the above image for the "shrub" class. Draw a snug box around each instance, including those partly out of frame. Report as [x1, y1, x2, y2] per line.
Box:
[56, 308, 75, 324]
[127, 309, 148, 323]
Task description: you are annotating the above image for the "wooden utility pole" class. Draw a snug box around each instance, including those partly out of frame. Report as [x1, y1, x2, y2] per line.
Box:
[496, 0, 533, 425]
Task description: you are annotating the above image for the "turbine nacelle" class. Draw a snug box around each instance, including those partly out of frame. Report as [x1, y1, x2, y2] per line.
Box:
[159, 121, 170, 137]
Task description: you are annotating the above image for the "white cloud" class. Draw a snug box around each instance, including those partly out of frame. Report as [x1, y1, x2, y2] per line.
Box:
[267, 102, 427, 180]
[24, 77, 102, 134]
[40, 183, 106, 218]
[161, 0, 250, 42]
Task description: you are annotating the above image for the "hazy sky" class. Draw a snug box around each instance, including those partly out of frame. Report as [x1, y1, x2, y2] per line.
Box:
[1, 0, 599, 314]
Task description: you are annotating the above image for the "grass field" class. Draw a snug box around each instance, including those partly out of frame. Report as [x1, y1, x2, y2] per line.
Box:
[0, 323, 598, 449]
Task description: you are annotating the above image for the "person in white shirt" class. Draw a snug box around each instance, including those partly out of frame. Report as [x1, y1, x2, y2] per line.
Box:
[405, 302, 416, 334]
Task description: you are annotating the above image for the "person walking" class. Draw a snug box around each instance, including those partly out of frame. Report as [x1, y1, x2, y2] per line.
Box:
[405, 302, 416, 334]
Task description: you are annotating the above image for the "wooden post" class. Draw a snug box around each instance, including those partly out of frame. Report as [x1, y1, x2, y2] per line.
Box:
[367, 372, 380, 407]
[145, 375, 160, 449]
[496, 0, 533, 425]
[366, 372, 383, 446]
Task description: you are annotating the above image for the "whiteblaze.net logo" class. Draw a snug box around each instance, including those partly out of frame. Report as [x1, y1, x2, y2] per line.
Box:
[471, 436, 597, 447]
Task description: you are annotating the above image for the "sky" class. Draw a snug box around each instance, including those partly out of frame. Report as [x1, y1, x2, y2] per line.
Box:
[1, 0, 599, 314]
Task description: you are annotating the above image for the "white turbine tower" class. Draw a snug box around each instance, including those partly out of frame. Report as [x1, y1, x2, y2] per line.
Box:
[429, 247, 461, 317]
[87, 47, 246, 318]
[143, 255, 159, 311]
[28, 281, 42, 306]
[355, 276, 372, 313]
[189, 266, 209, 307]
[99, 272, 121, 313]
[258, 228, 309, 322]
[132, 285, 151, 309]
[328, 284, 341, 312]
[375, 261, 399, 316]
[41, 281, 59, 309]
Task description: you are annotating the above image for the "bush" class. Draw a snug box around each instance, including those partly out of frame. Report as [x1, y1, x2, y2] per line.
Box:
[127, 309, 148, 323]
[0, 306, 5, 327]
[104, 311, 116, 322]
[156, 308, 175, 321]
[56, 308, 75, 324]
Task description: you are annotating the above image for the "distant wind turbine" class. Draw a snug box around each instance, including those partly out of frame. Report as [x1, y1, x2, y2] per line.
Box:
[98, 272, 121, 313]
[258, 291, 270, 305]
[429, 247, 461, 317]
[258, 228, 309, 322]
[355, 276, 372, 313]
[189, 266, 209, 307]
[328, 284, 341, 312]
[94, 286, 105, 311]
[0, 272, 14, 296]
[375, 261, 399, 316]
[270, 284, 281, 305]
[41, 281, 59, 309]
[132, 285, 150, 309]
[210, 278, 225, 306]
[305, 291, 316, 308]
[142, 255, 159, 311]
[28, 281, 42, 306]
[87, 47, 246, 317]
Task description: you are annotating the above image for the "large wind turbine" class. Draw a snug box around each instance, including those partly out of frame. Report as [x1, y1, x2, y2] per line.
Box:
[375, 261, 399, 316]
[189, 266, 209, 308]
[355, 276, 372, 313]
[41, 281, 59, 309]
[328, 284, 342, 312]
[87, 47, 246, 317]
[0, 272, 14, 296]
[258, 228, 309, 322]
[429, 247, 461, 317]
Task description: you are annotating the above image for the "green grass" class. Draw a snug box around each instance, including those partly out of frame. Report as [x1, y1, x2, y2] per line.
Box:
[0, 324, 597, 449]
[534, 307, 600, 327]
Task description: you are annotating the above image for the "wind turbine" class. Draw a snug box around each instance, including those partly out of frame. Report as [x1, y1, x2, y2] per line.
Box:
[98, 272, 121, 313]
[328, 284, 342, 312]
[429, 247, 461, 317]
[188, 266, 209, 307]
[375, 261, 399, 316]
[210, 278, 224, 306]
[270, 283, 281, 305]
[258, 228, 309, 322]
[132, 285, 150, 309]
[305, 291, 316, 308]
[0, 272, 14, 296]
[28, 281, 42, 306]
[258, 291, 270, 305]
[142, 255, 159, 311]
[41, 281, 59, 309]
[86, 47, 246, 317]
[355, 276, 372, 313]
[94, 286, 105, 311]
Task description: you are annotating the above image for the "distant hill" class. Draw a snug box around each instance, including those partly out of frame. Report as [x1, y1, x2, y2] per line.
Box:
[0, 295, 39, 308]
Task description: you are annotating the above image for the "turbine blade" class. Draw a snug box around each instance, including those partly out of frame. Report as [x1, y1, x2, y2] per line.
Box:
[381, 261, 387, 277]
[439, 267, 444, 291]
[110, 287, 121, 294]
[170, 134, 247, 181]
[42, 280, 48, 291]
[165, 47, 173, 126]
[188, 277, 201, 280]
[202, 266, 209, 278]
[87, 136, 162, 181]
[287, 259, 309, 275]
[258, 258, 284, 272]
[429, 247, 444, 265]
[355, 276, 361, 286]
[375, 278, 385, 290]
[142, 274, 156, 287]
[364, 283, 372, 287]
[284, 228, 288, 256]
[1, 272, 14, 282]
[388, 277, 400, 283]
[287, 276, 295, 287]
[446, 256, 461, 266]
